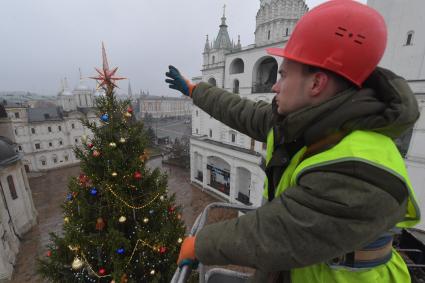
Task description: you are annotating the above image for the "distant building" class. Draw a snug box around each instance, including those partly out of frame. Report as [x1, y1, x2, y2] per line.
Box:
[190, 0, 308, 207]
[368, 0, 425, 230]
[1, 76, 98, 172]
[137, 91, 192, 119]
[0, 112, 37, 279]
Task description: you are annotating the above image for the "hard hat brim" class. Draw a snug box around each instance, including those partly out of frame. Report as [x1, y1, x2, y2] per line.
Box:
[266, 47, 285, 57]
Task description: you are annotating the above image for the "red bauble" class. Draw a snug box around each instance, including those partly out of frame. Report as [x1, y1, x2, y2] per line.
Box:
[88, 143, 94, 149]
[99, 268, 106, 275]
[79, 174, 90, 187]
[134, 171, 142, 180]
[93, 150, 101, 157]
[168, 206, 175, 213]
[46, 250, 52, 257]
[159, 246, 167, 254]
[127, 107, 133, 113]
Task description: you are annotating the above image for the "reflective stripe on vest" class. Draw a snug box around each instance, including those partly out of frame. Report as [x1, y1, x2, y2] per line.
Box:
[264, 130, 420, 229]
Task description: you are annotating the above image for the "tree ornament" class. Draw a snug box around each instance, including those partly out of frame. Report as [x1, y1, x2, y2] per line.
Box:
[177, 214, 182, 220]
[64, 217, 70, 224]
[81, 135, 88, 143]
[127, 107, 133, 113]
[119, 137, 126, 143]
[149, 209, 154, 214]
[168, 206, 175, 213]
[116, 248, 125, 255]
[109, 142, 117, 148]
[88, 143, 94, 149]
[96, 217, 105, 230]
[159, 246, 167, 254]
[150, 270, 155, 275]
[79, 174, 90, 187]
[93, 150, 101, 157]
[46, 250, 52, 257]
[160, 196, 165, 201]
[68, 245, 79, 251]
[66, 193, 73, 201]
[133, 171, 142, 180]
[124, 112, 132, 118]
[143, 217, 149, 223]
[177, 238, 183, 243]
[111, 172, 118, 177]
[71, 257, 83, 270]
[90, 188, 98, 196]
[118, 216, 127, 223]
[99, 268, 106, 275]
[101, 113, 109, 122]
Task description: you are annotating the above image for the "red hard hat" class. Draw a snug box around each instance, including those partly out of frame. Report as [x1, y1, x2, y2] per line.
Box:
[267, 0, 387, 87]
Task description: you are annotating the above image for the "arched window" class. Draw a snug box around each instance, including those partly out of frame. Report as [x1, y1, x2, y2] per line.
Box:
[233, 79, 240, 94]
[7, 175, 18, 200]
[230, 58, 244, 74]
[212, 55, 215, 64]
[40, 156, 47, 166]
[406, 31, 414, 46]
[208, 77, 217, 86]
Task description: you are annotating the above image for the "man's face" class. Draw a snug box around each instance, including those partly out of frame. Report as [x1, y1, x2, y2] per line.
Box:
[272, 59, 311, 115]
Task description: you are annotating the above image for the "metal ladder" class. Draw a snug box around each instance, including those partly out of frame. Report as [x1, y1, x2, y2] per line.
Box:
[171, 202, 258, 283]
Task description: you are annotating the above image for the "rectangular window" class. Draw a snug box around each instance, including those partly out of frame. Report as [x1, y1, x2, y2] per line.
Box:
[58, 125, 62, 131]
[75, 138, 79, 144]
[250, 139, 255, 150]
[7, 175, 18, 200]
[48, 126, 52, 132]
[209, 129, 212, 138]
[196, 128, 199, 134]
[71, 123, 75, 129]
[231, 133, 236, 143]
[35, 143, 41, 150]
[14, 112, 20, 118]
[59, 140, 63, 146]
[31, 128, 36, 134]
[53, 157, 58, 163]
[41, 160, 46, 166]
[64, 155, 69, 161]
[49, 142, 53, 147]
[18, 145, 22, 151]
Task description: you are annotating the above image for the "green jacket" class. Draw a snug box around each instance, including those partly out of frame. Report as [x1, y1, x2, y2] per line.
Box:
[191, 67, 420, 282]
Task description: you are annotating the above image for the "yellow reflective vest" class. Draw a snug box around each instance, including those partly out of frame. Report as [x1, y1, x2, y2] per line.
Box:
[264, 130, 420, 283]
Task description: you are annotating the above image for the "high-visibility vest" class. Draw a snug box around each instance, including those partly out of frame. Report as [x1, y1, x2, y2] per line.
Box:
[264, 130, 420, 282]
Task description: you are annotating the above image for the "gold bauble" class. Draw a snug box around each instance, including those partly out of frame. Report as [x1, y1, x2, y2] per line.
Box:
[64, 217, 70, 223]
[118, 216, 127, 223]
[150, 270, 155, 275]
[112, 172, 118, 177]
[119, 137, 126, 143]
[160, 196, 165, 201]
[143, 218, 149, 223]
[177, 238, 183, 244]
[109, 142, 117, 148]
[81, 135, 88, 143]
[71, 257, 83, 270]
[124, 112, 132, 118]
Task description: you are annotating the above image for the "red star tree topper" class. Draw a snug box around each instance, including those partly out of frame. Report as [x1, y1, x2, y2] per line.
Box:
[90, 42, 126, 91]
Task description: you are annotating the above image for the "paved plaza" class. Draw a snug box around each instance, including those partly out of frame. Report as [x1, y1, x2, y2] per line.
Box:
[9, 158, 235, 282]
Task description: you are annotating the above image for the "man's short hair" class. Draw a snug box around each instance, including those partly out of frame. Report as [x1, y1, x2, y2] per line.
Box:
[302, 64, 357, 92]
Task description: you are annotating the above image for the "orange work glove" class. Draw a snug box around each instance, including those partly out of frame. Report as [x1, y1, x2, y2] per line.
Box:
[177, 236, 199, 269]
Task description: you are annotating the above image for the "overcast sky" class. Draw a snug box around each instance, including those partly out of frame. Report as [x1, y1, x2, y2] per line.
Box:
[0, 0, 366, 97]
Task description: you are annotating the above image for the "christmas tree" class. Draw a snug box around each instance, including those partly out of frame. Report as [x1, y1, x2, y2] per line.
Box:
[37, 43, 185, 282]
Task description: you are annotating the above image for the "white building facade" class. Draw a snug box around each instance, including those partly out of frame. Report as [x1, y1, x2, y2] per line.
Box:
[138, 93, 192, 119]
[0, 110, 37, 280]
[190, 0, 308, 207]
[368, 0, 425, 230]
[1, 77, 98, 172]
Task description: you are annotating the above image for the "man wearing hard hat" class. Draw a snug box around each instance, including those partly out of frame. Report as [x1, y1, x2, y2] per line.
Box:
[165, 1, 421, 282]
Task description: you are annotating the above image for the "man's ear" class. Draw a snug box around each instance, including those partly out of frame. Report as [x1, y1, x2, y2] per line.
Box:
[310, 72, 329, 96]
